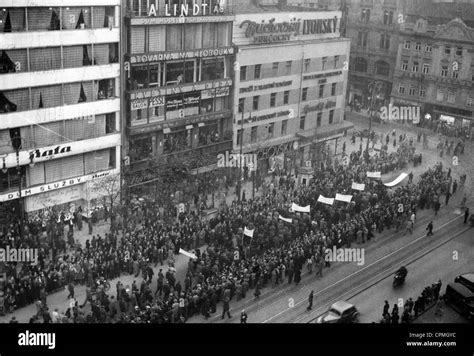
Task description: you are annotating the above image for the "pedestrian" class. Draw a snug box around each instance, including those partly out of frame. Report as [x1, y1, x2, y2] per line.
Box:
[67, 282, 75, 300]
[221, 288, 232, 319]
[452, 180, 457, 195]
[307, 257, 313, 274]
[383, 300, 390, 316]
[88, 218, 93, 235]
[464, 208, 470, 224]
[426, 221, 434, 236]
[445, 191, 450, 206]
[240, 310, 248, 324]
[307, 291, 314, 311]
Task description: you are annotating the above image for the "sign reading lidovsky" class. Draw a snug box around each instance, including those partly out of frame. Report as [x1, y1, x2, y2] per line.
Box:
[0, 169, 119, 202]
[234, 11, 341, 46]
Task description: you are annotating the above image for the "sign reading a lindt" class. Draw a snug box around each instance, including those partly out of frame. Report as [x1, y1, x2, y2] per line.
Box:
[146, 0, 225, 17]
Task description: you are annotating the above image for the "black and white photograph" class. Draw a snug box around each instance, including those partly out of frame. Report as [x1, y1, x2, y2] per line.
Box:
[0, 0, 473, 353]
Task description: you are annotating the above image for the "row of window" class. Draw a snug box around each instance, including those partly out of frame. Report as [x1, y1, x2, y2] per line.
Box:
[0, 79, 116, 114]
[238, 83, 339, 112]
[237, 109, 336, 145]
[404, 41, 463, 57]
[401, 59, 473, 80]
[398, 84, 474, 106]
[239, 55, 342, 82]
[130, 23, 232, 54]
[0, 7, 116, 32]
[0, 44, 119, 75]
[357, 31, 391, 50]
[359, 8, 394, 25]
[130, 57, 229, 90]
[352, 58, 390, 76]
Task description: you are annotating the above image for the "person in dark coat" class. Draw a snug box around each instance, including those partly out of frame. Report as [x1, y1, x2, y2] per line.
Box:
[240, 310, 248, 324]
[464, 208, 470, 224]
[221, 288, 232, 319]
[426, 221, 434, 236]
[294, 268, 301, 285]
[307, 291, 314, 311]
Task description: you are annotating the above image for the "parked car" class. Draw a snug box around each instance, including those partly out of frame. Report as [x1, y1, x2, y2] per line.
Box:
[454, 273, 474, 292]
[443, 283, 474, 322]
[316, 301, 359, 324]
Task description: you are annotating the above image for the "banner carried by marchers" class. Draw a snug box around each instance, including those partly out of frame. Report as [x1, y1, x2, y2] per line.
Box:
[351, 182, 365, 191]
[383, 173, 408, 187]
[243, 227, 254, 238]
[367, 171, 381, 179]
[317, 195, 334, 206]
[291, 203, 310, 213]
[279, 215, 293, 223]
[179, 248, 197, 260]
[335, 193, 353, 203]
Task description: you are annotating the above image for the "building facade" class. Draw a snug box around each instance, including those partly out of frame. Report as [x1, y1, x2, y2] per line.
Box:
[391, 9, 474, 131]
[232, 8, 352, 174]
[123, 0, 235, 191]
[0, 0, 122, 221]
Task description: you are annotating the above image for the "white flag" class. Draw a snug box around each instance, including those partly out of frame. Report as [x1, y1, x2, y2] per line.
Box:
[367, 171, 381, 179]
[383, 173, 408, 187]
[317, 195, 334, 205]
[279, 215, 293, 223]
[179, 248, 197, 260]
[351, 182, 365, 191]
[243, 227, 254, 238]
[291, 203, 310, 213]
[335, 193, 353, 203]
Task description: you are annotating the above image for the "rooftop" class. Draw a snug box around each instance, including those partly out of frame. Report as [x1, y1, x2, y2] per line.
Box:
[406, 2, 474, 27]
[231, 0, 338, 14]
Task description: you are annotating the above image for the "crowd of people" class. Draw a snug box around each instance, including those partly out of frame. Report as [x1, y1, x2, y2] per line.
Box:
[380, 279, 443, 324]
[0, 127, 464, 323]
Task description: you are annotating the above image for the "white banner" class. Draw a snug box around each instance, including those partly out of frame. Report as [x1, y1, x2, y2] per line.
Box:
[279, 215, 293, 223]
[244, 227, 254, 238]
[367, 171, 382, 179]
[351, 182, 365, 191]
[335, 193, 353, 203]
[383, 173, 408, 187]
[291, 203, 310, 213]
[317, 195, 334, 205]
[179, 248, 197, 260]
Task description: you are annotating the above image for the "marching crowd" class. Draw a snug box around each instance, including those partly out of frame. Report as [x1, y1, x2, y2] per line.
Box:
[0, 129, 464, 323]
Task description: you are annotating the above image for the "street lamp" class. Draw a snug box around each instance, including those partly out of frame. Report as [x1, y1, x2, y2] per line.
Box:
[365, 80, 385, 163]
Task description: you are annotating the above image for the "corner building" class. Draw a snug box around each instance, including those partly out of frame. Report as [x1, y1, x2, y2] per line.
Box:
[232, 4, 352, 173]
[0, 0, 121, 221]
[123, 0, 235, 190]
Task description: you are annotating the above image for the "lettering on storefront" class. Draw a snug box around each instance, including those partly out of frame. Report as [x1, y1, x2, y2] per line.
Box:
[239, 17, 339, 44]
[145, 0, 225, 17]
[29, 146, 71, 161]
[130, 47, 234, 64]
[0, 170, 115, 202]
[130, 79, 232, 100]
[303, 70, 342, 81]
[303, 100, 336, 114]
[238, 110, 290, 125]
[239, 80, 292, 94]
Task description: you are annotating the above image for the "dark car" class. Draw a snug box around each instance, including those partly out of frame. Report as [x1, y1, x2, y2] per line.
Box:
[316, 300, 359, 324]
[454, 273, 474, 292]
[444, 283, 474, 322]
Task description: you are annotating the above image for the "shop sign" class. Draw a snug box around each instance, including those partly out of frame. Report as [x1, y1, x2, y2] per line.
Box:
[144, 1, 225, 18]
[29, 145, 71, 161]
[130, 79, 232, 100]
[201, 86, 230, 99]
[238, 110, 290, 125]
[303, 100, 336, 114]
[240, 16, 339, 44]
[131, 96, 164, 111]
[0, 169, 117, 202]
[165, 94, 200, 110]
[132, 15, 233, 25]
[130, 47, 234, 64]
[303, 70, 342, 81]
[239, 80, 292, 94]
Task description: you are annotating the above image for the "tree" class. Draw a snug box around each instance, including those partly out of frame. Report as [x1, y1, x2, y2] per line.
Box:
[90, 173, 121, 213]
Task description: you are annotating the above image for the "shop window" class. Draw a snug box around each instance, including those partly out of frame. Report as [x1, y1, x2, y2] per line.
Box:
[164, 130, 191, 154]
[131, 66, 149, 89]
[130, 136, 153, 161]
[165, 60, 195, 85]
[201, 57, 224, 81]
[198, 121, 219, 146]
[97, 79, 114, 100]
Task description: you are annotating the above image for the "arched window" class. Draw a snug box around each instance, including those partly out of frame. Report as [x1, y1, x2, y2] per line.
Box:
[375, 60, 390, 76]
[353, 57, 368, 72]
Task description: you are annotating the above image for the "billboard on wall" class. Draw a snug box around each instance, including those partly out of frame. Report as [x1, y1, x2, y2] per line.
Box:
[233, 11, 341, 46]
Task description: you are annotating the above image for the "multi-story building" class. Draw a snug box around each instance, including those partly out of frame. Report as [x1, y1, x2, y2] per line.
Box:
[232, 2, 352, 174]
[345, 0, 411, 108]
[123, 0, 235, 191]
[391, 2, 474, 129]
[0, 0, 122, 222]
